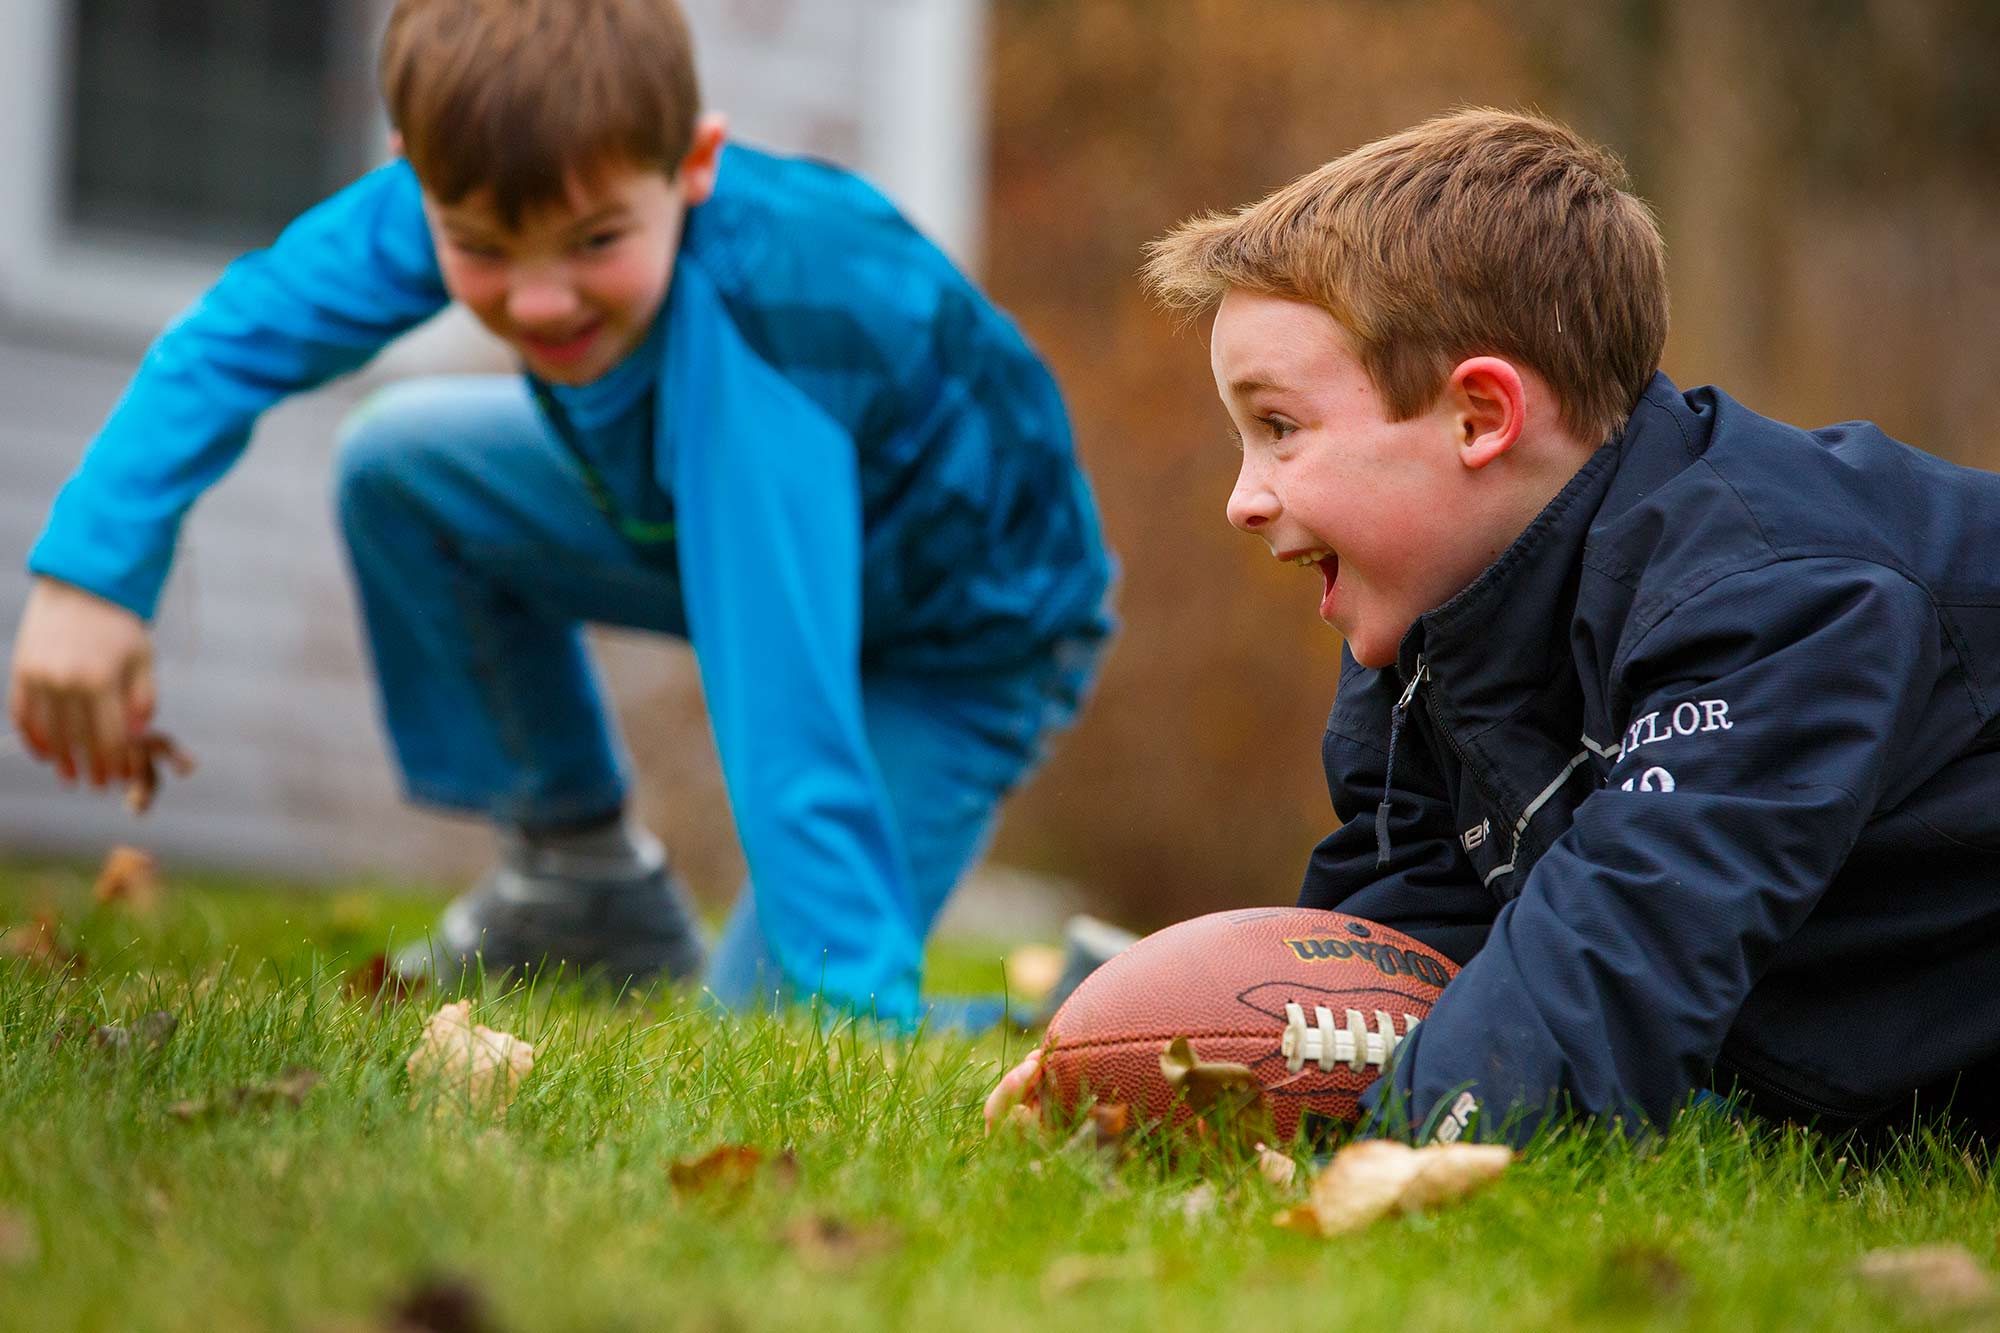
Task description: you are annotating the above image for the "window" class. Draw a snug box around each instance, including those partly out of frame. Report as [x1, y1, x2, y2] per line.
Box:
[66, 0, 361, 249]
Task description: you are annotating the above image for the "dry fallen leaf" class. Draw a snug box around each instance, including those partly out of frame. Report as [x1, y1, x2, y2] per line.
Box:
[668, 1144, 799, 1197]
[0, 910, 84, 975]
[124, 732, 196, 815]
[1255, 1143, 1300, 1190]
[1159, 1036, 1274, 1145]
[92, 1010, 178, 1057]
[1596, 1244, 1689, 1304]
[781, 1214, 898, 1272]
[1856, 1245, 1995, 1316]
[1040, 1252, 1159, 1299]
[1004, 944, 1065, 1001]
[1062, 1100, 1135, 1161]
[168, 1066, 321, 1121]
[1176, 1183, 1219, 1222]
[386, 1272, 495, 1333]
[345, 952, 425, 1005]
[0, 1207, 37, 1269]
[1276, 1139, 1513, 1236]
[404, 1001, 535, 1116]
[92, 846, 163, 913]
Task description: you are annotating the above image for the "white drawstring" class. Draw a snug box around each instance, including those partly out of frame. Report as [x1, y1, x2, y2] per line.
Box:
[1280, 1002, 1418, 1074]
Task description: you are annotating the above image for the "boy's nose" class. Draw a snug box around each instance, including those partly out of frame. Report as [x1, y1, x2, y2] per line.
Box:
[1226, 471, 1277, 533]
[506, 272, 581, 327]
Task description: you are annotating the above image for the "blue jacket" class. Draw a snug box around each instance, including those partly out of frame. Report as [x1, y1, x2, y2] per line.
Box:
[1304, 374, 2000, 1142]
[28, 145, 1113, 1019]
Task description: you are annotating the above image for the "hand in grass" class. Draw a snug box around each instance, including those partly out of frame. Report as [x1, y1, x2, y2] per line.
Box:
[983, 1047, 1045, 1133]
[8, 577, 157, 790]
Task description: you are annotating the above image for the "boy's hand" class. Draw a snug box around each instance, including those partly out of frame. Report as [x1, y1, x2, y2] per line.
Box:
[982, 1047, 1046, 1133]
[8, 578, 156, 789]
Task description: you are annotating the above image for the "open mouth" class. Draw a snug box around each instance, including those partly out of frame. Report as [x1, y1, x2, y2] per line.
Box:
[1277, 546, 1340, 621]
[519, 321, 605, 368]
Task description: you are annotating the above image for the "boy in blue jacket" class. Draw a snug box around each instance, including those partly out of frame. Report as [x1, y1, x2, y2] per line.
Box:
[7, 0, 1112, 1023]
[995, 108, 2000, 1143]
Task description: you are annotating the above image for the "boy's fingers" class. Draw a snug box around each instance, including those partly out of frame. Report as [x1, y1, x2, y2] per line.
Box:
[5, 675, 34, 754]
[63, 692, 106, 786]
[17, 686, 53, 759]
[46, 694, 79, 782]
[983, 1048, 1045, 1132]
[92, 690, 130, 784]
[126, 666, 157, 736]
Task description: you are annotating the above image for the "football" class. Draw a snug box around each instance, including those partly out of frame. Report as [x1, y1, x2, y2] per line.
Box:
[1040, 907, 1458, 1142]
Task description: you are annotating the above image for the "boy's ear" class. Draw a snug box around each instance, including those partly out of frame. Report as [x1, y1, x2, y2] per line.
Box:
[1449, 357, 1527, 470]
[676, 113, 729, 208]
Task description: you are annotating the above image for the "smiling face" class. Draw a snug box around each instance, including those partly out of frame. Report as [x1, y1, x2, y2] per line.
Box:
[421, 125, 722, 385]
[1212, 290, 1533, 669]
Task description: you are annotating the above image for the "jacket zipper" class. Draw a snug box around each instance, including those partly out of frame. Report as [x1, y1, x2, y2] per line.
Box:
[1374, 652, 1516, 882]
[1373, 658, 1430, 866]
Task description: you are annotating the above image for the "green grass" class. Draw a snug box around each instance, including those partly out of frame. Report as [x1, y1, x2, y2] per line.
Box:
[0, 861, 1994, 1332]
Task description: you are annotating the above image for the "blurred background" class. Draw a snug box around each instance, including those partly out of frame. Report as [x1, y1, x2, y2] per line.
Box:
[3, 0, 1998, 933]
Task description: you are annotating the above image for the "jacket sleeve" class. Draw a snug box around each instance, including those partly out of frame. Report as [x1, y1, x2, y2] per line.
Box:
[669, 266, 925, 1023]
[1299, 648, 1499, 965]
[1360, 558, 1943, 1144]
[26, 160, 449, 618]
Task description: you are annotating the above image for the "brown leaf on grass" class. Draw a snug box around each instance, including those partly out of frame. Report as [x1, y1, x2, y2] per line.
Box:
[1597, 1244, 1689, 1304]
[386, 1273, 495, 1333]
[1158, 1037, 1262, 1113]
[124, 732, 196, 816]
[1004, 943, 1065, 1002]
[1276, 1139, 1513, 1236]
[0, 910, 84, 975]
[92, 845, 163, 913]
[1255, 1143, 1300, 1190]
[1062, 1100, 1135, 1160]
[1039, 1252, 1159, 1299]
[781, 1213, 899, 1272]
[1159, 1036, 1274, 1146]
[168, 1066, 321, 1121]
[668, 1144, 800, 1197]
[1176, 1183, 1219, 1222]
[0, 1207, 37, 1269]
[344, 952, 425, 1005]
[404, 1001, 535, 1116]
[1856, 1245, 1995, 1316]
[92, 1010, 178, 1057]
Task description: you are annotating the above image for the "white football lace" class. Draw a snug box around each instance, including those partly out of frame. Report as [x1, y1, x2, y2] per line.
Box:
[1280, 1002, 1419, 1074]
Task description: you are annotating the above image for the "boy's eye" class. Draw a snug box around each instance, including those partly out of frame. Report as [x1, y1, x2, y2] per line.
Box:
[578, 229, 626, 253]
[449, 237, 505, 261]
[1259, 415, 1298, 441]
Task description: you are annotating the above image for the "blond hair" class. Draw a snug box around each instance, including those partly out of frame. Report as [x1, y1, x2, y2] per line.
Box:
[380, 0, 700, 228]
[1143, 109, 1667, 443]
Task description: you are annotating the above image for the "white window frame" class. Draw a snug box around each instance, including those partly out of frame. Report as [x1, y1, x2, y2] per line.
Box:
[0, 0, 393, 346]
[0, 0, 987, 347]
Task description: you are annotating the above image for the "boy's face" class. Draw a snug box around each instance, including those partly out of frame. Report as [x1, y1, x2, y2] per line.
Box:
[1211, 291, 1518, 670]
[421, 120, 725, 385]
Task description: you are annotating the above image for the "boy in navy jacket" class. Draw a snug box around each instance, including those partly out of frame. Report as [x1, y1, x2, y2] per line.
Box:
[8, 0, 1112, 1021]
[992, 109, 2000, 1144]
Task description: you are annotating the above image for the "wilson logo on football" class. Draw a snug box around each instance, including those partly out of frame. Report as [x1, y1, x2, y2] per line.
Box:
[1284, 936, 1451, 987]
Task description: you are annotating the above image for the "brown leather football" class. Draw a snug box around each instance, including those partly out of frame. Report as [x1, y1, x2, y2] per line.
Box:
[1041, 907, 1457, 1142]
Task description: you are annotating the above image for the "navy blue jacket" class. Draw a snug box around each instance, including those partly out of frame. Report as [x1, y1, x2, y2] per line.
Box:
[1303, 373, 2000, 1143]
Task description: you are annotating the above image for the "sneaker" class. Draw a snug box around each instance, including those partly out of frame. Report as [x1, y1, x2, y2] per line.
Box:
[394, 835, 706, 992]
[1030, 914, 1139, 1025]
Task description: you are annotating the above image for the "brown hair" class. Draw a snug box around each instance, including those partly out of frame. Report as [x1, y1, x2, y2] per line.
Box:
[1143, 109, 1668, 443]
[380, 0, 701, 229]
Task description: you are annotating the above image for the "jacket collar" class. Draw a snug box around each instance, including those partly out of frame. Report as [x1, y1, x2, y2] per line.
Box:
[1394, 372, 1703, 718]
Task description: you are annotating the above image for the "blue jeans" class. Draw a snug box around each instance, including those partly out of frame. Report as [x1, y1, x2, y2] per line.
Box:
[333, 375, 1097, 1012]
